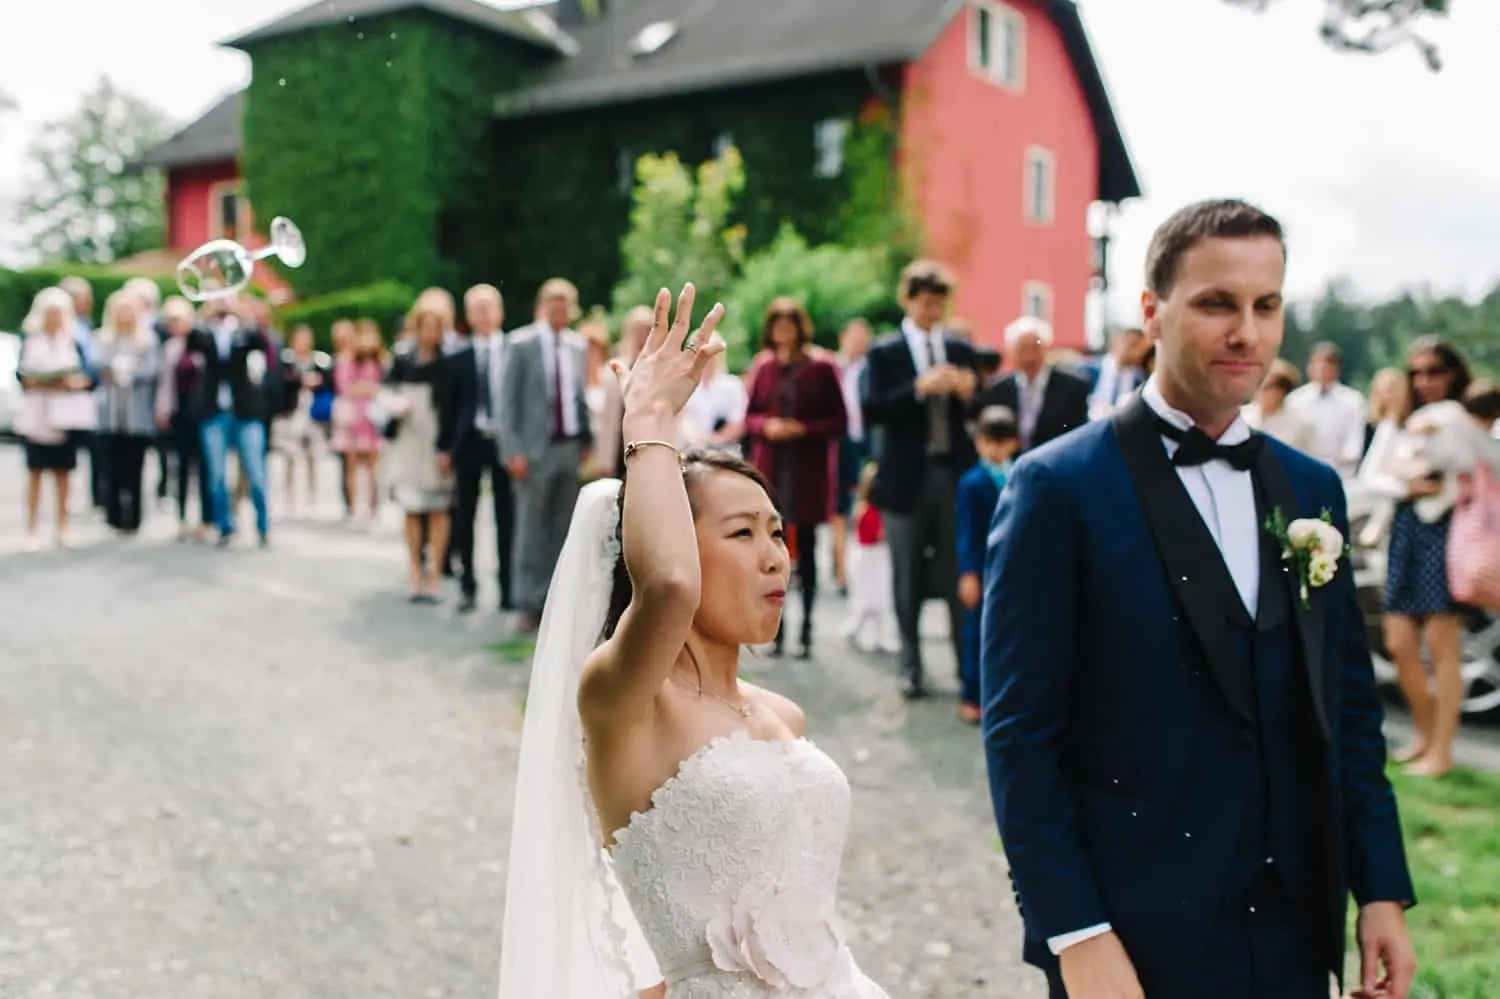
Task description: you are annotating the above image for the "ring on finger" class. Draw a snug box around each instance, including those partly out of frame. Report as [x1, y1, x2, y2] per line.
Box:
[684, 341, 700, 353]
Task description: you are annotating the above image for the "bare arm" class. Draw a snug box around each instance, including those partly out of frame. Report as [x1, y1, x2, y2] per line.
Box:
[578, 285, 727, 733]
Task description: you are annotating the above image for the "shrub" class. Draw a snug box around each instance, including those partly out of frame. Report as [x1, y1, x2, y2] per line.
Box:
[0, 265, 179, 332]
[721, 222, 895, 370]
[274, 280, 415, 351]
[611, 147, 745, 327]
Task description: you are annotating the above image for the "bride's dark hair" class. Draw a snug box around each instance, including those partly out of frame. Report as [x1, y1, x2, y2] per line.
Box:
[601, 447, 779, 642]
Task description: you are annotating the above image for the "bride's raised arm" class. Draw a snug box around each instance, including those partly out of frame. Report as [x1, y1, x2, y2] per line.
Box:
[578, 284, 725, 733]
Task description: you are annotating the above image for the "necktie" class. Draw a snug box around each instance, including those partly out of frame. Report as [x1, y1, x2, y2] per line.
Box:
[476, 344, 492, 420]
[1156, 418, 1264, 471]
[1019, 378, 1040, 450]
[552, 336, 566, 438]
[924, 335, 950, 455]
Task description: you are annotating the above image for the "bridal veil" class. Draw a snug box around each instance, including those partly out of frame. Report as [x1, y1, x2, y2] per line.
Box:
[497, 477, 661, 998]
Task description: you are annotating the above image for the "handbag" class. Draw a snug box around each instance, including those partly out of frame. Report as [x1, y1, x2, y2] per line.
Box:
[310, 389, 334, 424]
[1447, 462, 1500, 609]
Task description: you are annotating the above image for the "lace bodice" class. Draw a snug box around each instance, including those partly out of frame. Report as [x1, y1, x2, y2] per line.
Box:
[608, 731, 889, 998]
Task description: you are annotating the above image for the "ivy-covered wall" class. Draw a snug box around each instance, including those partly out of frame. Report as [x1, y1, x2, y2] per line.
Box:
[490, 71, 883, 310]
[237, 9, 890, 315]
[238, 11, 542, 299]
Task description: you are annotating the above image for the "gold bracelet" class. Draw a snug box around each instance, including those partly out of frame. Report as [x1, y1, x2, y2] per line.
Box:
[622, 438, 680, 463]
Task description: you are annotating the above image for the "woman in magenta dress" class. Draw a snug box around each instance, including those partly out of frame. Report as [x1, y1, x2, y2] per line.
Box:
[333, 319, 387, 521]
[743, 298, 847, 657]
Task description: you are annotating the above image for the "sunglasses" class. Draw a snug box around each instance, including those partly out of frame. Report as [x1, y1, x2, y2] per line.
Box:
[1409, 366, 1447, 378]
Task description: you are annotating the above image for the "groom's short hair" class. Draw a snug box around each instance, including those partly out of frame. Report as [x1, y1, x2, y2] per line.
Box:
[1145, 199, 1286, 298]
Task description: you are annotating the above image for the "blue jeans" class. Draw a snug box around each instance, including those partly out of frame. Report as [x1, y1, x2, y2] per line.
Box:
[201, 412, 269, 538]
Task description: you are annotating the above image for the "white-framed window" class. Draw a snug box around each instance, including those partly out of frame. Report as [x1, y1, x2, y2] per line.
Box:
[1024, 146, 1055, 225]
[971, 1, 1025, 90]
[208, 180, 247, 240]
[813, 117, 850, 178]
[712, 132, 734, 159]
[1023, 281, 1053, 325]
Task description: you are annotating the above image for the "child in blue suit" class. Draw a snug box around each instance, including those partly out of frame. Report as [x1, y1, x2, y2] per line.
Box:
[956, 405, 1020, 724]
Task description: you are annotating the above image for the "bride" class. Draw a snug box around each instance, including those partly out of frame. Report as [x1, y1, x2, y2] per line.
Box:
[498, 284, 890, 998]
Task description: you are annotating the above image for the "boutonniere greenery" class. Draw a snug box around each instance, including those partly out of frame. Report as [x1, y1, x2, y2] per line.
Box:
[1264, 507, 1345, 608]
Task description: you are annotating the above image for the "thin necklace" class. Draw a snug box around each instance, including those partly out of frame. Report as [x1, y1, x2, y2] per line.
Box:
[669, 673, 751, 718]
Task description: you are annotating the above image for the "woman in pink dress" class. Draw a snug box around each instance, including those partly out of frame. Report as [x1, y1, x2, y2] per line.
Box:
[333, 320, 387, 521]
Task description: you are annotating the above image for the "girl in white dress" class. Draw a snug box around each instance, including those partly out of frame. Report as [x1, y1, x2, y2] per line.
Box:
[498, 285, 890, 999]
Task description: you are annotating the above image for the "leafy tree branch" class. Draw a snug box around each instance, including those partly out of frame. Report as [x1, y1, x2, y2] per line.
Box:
[1224, 0, 1450, 69]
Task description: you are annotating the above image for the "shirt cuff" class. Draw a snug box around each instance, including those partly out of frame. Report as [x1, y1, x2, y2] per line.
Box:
[1047, 922, 1112, 955]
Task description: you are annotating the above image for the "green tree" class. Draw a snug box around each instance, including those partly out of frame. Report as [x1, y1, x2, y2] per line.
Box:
[1224, 0, 1450, 69]
[14, 76, 172, 264]
[722, 222, 891, 369]
[611, 146, 746, 322]
[1283, 277, 1499, 388]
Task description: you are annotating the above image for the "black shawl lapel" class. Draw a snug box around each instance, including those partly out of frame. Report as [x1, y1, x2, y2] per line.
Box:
[1253, 445, 1331, 741]
[1112, 397, 1257, 726]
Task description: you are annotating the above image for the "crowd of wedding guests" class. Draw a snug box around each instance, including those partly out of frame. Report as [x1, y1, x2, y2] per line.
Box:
[12, 265, 1500, 749]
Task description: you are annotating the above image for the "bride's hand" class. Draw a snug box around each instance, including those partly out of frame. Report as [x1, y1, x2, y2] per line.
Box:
[611, 283, 724, 427]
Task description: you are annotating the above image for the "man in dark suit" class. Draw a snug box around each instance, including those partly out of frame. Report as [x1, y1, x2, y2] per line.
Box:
[183, 295, 280, 547]
[982, 199, 1416, 999]
[446, 283, 515, 614]
[975, 316, 1090, 452]
[862, 260, 979, 698]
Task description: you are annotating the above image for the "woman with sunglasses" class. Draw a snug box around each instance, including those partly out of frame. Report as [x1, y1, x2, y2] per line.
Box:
[1379, 336, 1473, 776]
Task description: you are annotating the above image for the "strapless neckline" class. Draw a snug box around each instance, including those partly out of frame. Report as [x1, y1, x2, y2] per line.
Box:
[608, 730, 812, 855]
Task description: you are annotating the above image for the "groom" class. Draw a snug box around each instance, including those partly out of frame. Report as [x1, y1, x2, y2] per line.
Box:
[981, 200, 1417, 999]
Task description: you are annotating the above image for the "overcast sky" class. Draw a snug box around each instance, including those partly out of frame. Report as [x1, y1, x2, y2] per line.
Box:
[1, 0, 1496, 315]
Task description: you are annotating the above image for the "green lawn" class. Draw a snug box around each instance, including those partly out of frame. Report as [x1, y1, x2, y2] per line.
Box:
[1348, 766, 1500, 999]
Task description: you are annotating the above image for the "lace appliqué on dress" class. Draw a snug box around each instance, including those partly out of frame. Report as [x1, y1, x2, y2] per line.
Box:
[607, 732, 889, 998]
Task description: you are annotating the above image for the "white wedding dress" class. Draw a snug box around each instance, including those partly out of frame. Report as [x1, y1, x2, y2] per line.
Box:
[608, 730, 890, 997]
[497, 479, 890, 999]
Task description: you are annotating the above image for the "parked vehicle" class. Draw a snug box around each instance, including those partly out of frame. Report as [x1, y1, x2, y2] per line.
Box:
[1347, 481, 1500, 720]
[0, 332, 21, 438]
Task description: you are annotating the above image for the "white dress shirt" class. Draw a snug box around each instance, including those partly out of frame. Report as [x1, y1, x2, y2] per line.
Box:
[538, 322, 581, 439]
[901, 317, 946, 376]
[1088, 354, 1142, 421]
[472, 330, 504, 434]
[1015, 366, 1053, 449]
[1285, 381, 1366, 475]
[1048, 375, 1261, 956]
[840, 355, 867, 442]
[213, 316, 239, 411]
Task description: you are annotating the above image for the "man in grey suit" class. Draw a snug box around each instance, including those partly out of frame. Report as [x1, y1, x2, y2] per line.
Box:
[498, 278, 594, 632]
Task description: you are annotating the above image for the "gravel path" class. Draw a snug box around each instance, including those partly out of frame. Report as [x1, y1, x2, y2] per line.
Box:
[0, 446, 1042, 999]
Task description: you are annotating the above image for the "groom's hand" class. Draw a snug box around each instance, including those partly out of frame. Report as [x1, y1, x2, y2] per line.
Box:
[1057, 931, 1144, 999]
[1353, 901, 1417, 999]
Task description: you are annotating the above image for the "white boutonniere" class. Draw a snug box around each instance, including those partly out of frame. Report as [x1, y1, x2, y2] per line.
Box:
[1264, 507, 1345, 608]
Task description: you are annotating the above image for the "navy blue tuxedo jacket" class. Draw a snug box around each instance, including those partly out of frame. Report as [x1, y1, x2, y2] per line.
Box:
[980, 395, 1414, 986]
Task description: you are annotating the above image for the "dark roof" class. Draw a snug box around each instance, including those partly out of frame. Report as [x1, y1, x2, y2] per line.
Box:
[135, 90, 243, 170]
[498, 0, 1139, 202]
[223, 0, 570, 52]
[140, 0, 1139, 200]
[498, 0, 944, 115]
[1047, 1, 1140, 202]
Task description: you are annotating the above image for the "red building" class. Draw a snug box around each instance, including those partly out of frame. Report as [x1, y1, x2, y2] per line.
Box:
[135, 90, 290, 302]
[140, 0, 1137, 345]
[902, 1, 1136, 349]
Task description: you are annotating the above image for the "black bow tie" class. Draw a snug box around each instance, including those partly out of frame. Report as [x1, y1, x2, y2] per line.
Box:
[1155, 418, 1264, 471]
